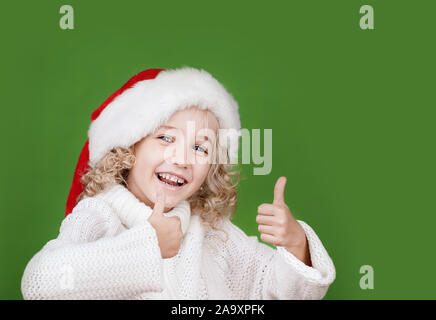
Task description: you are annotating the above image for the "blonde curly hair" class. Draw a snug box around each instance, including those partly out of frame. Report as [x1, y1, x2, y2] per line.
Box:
[75, 131, 242, 241]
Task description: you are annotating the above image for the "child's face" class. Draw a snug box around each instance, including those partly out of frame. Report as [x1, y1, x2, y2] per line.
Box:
[127, 107, 219, 212]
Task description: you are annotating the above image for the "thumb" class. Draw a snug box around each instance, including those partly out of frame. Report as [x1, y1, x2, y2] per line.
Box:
[151, 185, 166, 216]
[273, 176, 287, 205]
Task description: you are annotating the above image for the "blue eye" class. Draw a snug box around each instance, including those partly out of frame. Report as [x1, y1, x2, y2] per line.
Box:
[159, 135, 207, 154]
[194, 145, 208, 155]
[158, 135, 173, 143]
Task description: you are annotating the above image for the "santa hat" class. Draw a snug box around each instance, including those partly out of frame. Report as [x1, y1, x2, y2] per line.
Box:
[65, 66, 242, 216]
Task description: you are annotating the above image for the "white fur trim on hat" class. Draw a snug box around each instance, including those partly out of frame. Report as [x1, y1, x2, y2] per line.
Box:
[87, 66, 241, 166]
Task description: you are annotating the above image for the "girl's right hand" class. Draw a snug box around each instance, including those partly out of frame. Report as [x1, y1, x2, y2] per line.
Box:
[147, 186, 183, 259]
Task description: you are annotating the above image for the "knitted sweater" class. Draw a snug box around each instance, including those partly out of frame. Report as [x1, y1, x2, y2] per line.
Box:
[21, 184, 336, 300]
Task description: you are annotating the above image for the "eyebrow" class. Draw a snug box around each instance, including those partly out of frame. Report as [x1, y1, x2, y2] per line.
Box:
[157, 125, 178, 131]
[157, 125, 210, 141]
[197, 136, 209, 142]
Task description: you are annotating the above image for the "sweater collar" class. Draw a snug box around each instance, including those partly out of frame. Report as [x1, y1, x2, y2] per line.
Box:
[95, 184, 191, 229]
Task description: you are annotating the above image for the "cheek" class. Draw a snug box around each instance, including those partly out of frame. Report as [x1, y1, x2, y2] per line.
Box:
[192, 164, 211, 186]
[137, 143, 165, 169]
[130, 157, 160, 185]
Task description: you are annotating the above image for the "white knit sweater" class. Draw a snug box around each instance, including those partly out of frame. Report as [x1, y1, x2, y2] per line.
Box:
[21, 184, 336, 300]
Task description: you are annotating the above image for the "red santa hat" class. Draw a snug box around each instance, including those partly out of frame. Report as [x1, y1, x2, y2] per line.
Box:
[65, 66, 242, 216]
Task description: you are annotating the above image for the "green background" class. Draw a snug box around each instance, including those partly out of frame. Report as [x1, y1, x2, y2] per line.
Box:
[1, 0, 435, 299]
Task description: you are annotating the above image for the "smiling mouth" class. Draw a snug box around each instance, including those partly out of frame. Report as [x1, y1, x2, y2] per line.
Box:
[155, 172, 187, 187]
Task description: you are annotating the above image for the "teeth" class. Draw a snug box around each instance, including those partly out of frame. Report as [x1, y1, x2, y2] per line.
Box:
[157, 173, 185, 185]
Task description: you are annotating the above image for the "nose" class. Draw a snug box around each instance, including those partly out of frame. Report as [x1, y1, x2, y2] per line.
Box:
[170, 138, 190, 167]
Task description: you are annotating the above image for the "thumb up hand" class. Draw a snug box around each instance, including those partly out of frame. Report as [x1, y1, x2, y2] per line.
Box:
[148, 185, 183, 259]
[256, 176, 307, 249]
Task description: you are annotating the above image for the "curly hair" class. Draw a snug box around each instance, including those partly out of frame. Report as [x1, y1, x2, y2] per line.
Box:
[75, 133, 242, 242]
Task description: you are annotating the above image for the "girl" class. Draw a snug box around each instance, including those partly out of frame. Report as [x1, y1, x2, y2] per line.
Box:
[21, 66, 335, 300]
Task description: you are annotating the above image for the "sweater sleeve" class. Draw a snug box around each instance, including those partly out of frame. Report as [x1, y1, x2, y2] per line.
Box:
[219, 219, 335, 300]
[21, 198, 164, 300]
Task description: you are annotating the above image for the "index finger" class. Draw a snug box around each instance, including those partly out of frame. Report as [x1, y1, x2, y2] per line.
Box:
[152, 185, 166, 215]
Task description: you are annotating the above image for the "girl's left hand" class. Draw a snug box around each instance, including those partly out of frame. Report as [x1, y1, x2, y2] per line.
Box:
[256, 176, 307, 251]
